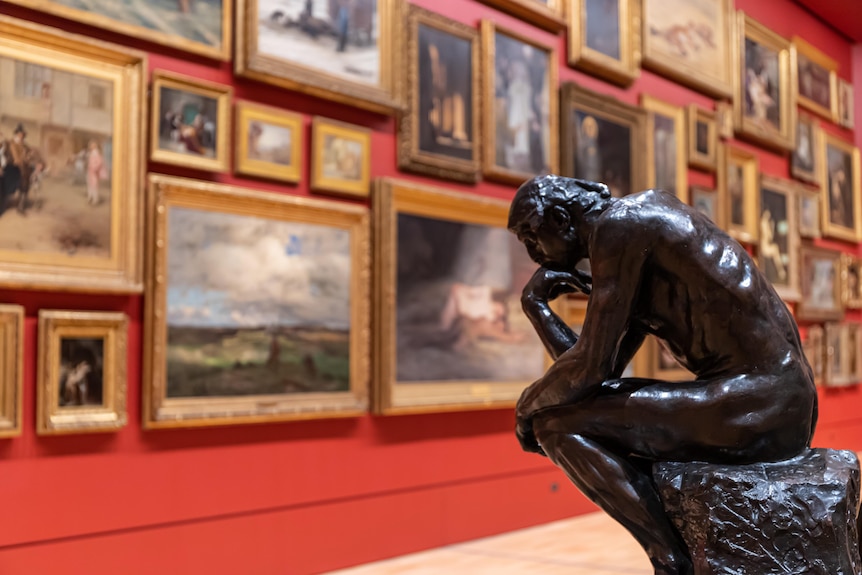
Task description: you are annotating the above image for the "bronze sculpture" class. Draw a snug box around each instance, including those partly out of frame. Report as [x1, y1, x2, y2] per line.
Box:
[508, 175, 822, 575]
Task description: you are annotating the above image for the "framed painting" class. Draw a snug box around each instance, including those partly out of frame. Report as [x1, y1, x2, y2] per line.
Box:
[821, 133, 862, 243]
[37, 310, 128, 434]
[235, 101, 302, 184]
[568, 0, 639, 86]
[824, 322, 847, 386]
[144, 175, 370, 428]
[373, 178, 550, 414]
[734, 13, 795, 152]
[798, 187, 821, 240]
[0, 305, 23, 438]
[718, 144, 759, 244]
[715, 101, 734, 139]
[311, 116, 371, 198]
[0, 17, 144, 293]
[3, 0, 231, 60]
[481, 20, 558, 184]
[561, 83, 646, 197]
[848, 324, 862, 383]
[791, 113, 821, 185]
[841, 253, 862, 309]
[839, 79, 855, 130]
[797, 244, 844, 322]
[235, 0, 401, 114]
[641, 94, 687, 202]
[687, 105, 717, 172]
[151, 70, 231, 173]
[758, 175, 800, 301]
[793, 36, 838, 122]
[690, 185, 723, 228]
[803, 324, 824, 386]
[477, 0, 564, 31]
[398, 5, 480, 183]
[641, 0, 734, 98]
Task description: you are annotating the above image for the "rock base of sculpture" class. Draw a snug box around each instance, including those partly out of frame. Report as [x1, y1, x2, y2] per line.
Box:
[654, 448, 862, 575]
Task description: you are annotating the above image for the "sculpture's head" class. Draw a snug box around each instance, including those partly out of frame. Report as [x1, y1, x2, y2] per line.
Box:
[508, 174, 611, 270]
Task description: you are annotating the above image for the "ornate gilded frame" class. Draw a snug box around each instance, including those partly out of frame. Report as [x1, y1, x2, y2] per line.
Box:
[690, 185, 724, 229]
[803, 324, 824, 386]
[820, 133, 862, 243]
[824, 322, 852, 387]
[373, 178, 551, 415]
[797, 244, 844, 322]
[37, 310, 128, 435]
[758, 175, 800, 302]
[150, 70, 232, 173]
[311, 116, 372, 198]
[734, 13, 796, 152]
[398, 5, 480, 183]
[0, 305, 23, 438]
[477, 0, 565, 31]
[0, 16, 144, 293]
[687, 105, 718, 172]
[144, 175, 370, 429]
[718, 144, 759, 244]
[481, 20, 559, 184]
[560, 82, 646, 196]
[838, 79, 855, 129]
[235, 101, 302, 184]
[792, 36, 838, 122]
[640, 94, 687, 202]
[791, 113, 822, 185]
[798, 187, 821, 240]
[235, 0, 401, 115]
[568, 0, 639, 86]
[841, 253, 862, 309]
[641, 0, 735, 98]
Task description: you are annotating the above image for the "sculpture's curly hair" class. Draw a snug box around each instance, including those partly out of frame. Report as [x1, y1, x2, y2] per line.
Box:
[508, 175, 612, 229]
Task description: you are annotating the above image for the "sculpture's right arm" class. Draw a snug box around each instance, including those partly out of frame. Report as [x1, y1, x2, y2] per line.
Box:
[522, 296, 578, 360]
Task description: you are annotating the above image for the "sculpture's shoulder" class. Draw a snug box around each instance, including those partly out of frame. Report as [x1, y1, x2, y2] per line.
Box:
[596, 189, 684, 236]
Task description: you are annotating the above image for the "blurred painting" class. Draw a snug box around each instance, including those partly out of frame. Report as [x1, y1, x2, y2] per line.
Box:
[759, 187, 791, 288]
[165, 207, 352, 397]
[653, 113, 677, 195]
[58, 337, 104, 407]
[839, 80, 854, 129]
[826, 143, 855, 231]
[258, 0, 379, 85]
[797, 51, 832, 111]
[691, 186, 718, 224]
[573, 111, 632, 197]
[395, 214, 545, 382]
[236, 102, 301, 183]
[743, 38, 781, 131]
[0, 56, 114, 258]
[727, 163, 745, 228]
[695, 120, 709, 155]
[584, 0, 620, 60]
[247, 121, 292, 165]
[792, 117, 816, 181]
[156, 87, 219, 159]
[799, 248, 841, 319]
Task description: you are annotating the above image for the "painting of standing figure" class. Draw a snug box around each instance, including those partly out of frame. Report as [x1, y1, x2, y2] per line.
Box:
[58, 338, 104, 407]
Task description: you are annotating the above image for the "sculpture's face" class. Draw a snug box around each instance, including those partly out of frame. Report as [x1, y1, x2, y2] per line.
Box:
[510, 202, 583, 271]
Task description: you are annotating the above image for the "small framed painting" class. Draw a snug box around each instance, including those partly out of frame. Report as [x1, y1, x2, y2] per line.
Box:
[841, 253, 862, 309]
[311, 116, 372, 198]
[373, 178, 550, 414]
[821, 134, 862, 243]
[398, 5, 480, 183]
[481, 20, 558, 184]
[758, 175, 800, 301]
[477, 0, 564, 31]
[151, 70, 232, 173]
[797, 245, 844, 322]
[793, 36, 838, 122]
[0, 305, 23, 438]
[690, 185, 722, 228]
[824, 322, 853, 387]
[839, 79, 855, 130]
[687, 105, 717, 172]
[235, 101, 302, 184]
[791, 114, 821, 185]
[798, 187, 821, 240]
[568, 0, 639, 86]
[735, 13, 795, 152]
[144, 175, 371, 428]
[641, 94, 687, 202]
[561, 82, 646, 197]
[715, 101, 734, 140]
[37, 310, 128, 435]
[717, 144, 759, 244]
[848, 323, 862, 383]
[803, 324, 824, 386]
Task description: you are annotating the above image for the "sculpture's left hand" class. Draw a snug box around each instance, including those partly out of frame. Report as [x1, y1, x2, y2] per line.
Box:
[515, 416, 546, 457]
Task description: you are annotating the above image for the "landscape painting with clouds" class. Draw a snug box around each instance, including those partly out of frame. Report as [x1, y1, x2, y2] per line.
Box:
[165, 207, 351, 398]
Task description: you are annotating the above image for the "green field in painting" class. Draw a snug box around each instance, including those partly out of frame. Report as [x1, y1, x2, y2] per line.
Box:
[166, 326, 349, 397]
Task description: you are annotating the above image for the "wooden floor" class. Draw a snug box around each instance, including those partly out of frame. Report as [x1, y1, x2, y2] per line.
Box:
[325, 512, 652, 574]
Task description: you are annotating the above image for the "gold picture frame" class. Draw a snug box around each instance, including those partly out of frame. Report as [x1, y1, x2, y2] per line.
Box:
[0, 305, 23, 438]
[716, 101, 734, 139]
[568, 0, 639, 86]
[640, 94, 687, 202]
[793, 36, 838, 122]
[0, 16, 144, 293]
[841, 253, 862, 309]
[734, 12, 796, 152]
[849, 323, 862, 383]
[150, 70, 232, 173]
[37, 310, 128, 435]
[821, 133, 862, 243]
[641, 0, 735, 98]
[481, 20, 559, 184]
[797, 244, 844, 322]
[398, 5, 480, 183]
[803, 324, 824, 386]
[839, 78, 855, 129]
[690, 185, 724, 229]
[373, 178, 551, 415]
[3, 0, 232, 60]
[687, 105, 718, 172]
[235, 101, 302, 184]
[477, 0, 565, 31]
[144, 175, 370, 429]
[718, 144, 759, 244]
[235, 0, 401, 115]
[561, 83, 646, 197]
[311, 116, 372, 198]
[758, 175, 800, 301]
[824, 322, 852, 387]
[798, 187, 821, 240]
[791, 113, 822, 185]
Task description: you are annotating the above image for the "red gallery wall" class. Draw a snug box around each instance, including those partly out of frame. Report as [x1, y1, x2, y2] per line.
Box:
[0, 0, 859, 573]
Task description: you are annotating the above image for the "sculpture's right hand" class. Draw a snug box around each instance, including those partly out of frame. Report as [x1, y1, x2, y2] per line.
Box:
[522, 268, 591, 309]
[515, 417, 546, 457]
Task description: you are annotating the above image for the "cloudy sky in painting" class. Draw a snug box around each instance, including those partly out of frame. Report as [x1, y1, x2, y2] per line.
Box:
[166, 207, 351, 330]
